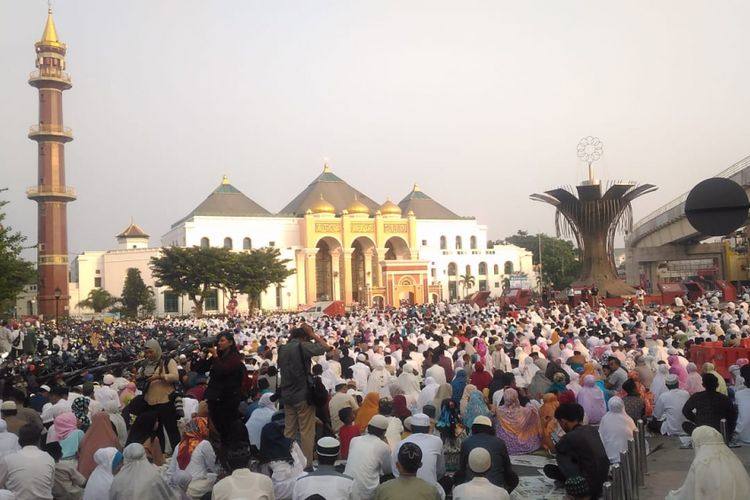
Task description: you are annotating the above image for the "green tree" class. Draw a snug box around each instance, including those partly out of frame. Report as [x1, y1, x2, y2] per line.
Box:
[150, 246, 233, 317]
[499, 230, 580, 290]
[120, 268, 154, 317]
[0, 190, 36, 315]
[458, 273, 475, 298]
[77, 288, 119, 313]
[226, 247, 295, 311]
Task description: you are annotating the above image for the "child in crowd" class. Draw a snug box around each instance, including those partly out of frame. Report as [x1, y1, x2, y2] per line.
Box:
[47, 441, 86, 500]
[337, 407, 360, 460]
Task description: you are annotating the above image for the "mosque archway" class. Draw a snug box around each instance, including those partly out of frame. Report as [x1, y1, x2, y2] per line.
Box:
[315, 236, 343, 301]
[351, 236, 375, 303]
[384, 236, 410, 260]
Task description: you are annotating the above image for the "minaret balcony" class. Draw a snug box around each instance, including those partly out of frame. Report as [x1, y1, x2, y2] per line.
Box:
[28, 124, 73, 142]
[29, 69, 72, 89]
[26, 185, 77, 201]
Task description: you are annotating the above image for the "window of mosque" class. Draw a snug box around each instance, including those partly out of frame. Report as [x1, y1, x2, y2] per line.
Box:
[94, 277, 102, 288]
[478, 262, 487, 275]
[223, 237, 233, 249]
[494, 264, 500, 275]
[204, 290, 219, 311]
[422, 240, 428, 246]
[243, 237, 252, 250]
[470, 236, 477, 249]
[479, 280, 487, 291]
[200, 237, 209, 248]
[276, 286, 283, 308]
[504, 261, 514, 274]
[164, 292, 179, 313]
[465, 265, 471, 275]
[440, 236, 447, 249]
[448, 263, 457, 276]
[455, 236, 463, 250]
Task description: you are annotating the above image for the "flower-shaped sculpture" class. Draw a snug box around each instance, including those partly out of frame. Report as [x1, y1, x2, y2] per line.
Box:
[531, 181, 657, 297]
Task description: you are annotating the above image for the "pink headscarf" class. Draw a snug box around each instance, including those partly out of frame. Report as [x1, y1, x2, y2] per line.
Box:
[685, 363, 704, 395]
[54, 412, 79, 441]
[576, 375, 606, 424]
[668, 355, 688, 388]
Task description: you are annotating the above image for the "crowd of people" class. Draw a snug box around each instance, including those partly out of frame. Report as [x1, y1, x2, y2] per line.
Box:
[0, 292, 749, 499]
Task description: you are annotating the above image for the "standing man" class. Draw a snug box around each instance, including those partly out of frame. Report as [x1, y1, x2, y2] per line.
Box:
[278, 324, 332, 469]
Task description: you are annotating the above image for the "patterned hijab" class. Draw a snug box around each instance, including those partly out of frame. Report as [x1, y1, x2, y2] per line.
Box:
[176, 417, 209, 470]
[72, 397, 91, 431]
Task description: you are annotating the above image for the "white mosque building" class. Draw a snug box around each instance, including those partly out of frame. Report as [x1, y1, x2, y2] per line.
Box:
[69, 164, 534, 316]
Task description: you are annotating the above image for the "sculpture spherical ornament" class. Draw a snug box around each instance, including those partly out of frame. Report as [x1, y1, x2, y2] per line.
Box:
[577, 136, 604, 164]
[685, 177, 749, 236]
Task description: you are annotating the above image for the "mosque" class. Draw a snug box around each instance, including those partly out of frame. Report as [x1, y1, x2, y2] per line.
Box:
[23, 9, 534, 317]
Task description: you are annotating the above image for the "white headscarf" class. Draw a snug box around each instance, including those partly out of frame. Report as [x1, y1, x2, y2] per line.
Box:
[83, 447, 118, 500]
[109, 443, 176, 500]
[246, 393, 276, 448]
[0, 420, 19, 459]
[650, 364, 670, 401]
[417, 377, 439, 413]
[598, 397, 636, 463]
[667, 426, 750, 500]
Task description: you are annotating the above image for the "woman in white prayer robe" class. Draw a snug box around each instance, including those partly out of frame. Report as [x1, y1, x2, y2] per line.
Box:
[598, 396, 636, 463]
[109, 443, 175, 500]
[666, 426, 750, 500]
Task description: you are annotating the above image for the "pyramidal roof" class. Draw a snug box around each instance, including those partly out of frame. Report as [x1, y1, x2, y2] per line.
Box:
[172, 176, 271, 228]
[398, 184, 463, 219]
[278, 163, 380, 216]
[116, 221, 149, 239]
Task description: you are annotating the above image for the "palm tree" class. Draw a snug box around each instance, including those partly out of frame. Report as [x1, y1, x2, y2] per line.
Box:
[77, 288, 119, 313]
[459, 273, 476, 298]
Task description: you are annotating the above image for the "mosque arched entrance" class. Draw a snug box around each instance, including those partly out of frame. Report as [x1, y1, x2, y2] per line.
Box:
[315, 237, 343, 301]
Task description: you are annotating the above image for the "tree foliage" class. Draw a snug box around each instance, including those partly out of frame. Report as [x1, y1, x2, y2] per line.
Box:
[150, 246, 294, 315]
[150, 246, 232, 316]
[77, 288, 119, 313]
[120, 268, 154, 317]
[500, 230, 581, 290]
[0, 190, 36, 314]
[458, 273, 475, 298]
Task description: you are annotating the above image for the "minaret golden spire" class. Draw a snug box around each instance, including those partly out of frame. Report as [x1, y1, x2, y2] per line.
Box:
[40, 5, 62, 47]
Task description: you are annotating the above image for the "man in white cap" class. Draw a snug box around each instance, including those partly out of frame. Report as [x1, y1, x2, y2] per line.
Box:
[94, 374, 119, 407]
[653, 374, 690, 436]
[456, 415, 518, 492]
[392, 413, 445, 498]
[293, 437, 353, 500]
[452, 448, 510, 499]
[344, 414, 392, 500]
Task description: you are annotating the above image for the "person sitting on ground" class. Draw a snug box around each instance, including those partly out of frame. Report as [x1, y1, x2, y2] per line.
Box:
[597, 396, 635, 464]
[293, 437, 353, 500]
[666, 426, 750, 500]
[452, 447, 510, 499]
[392, 413, 446, 498]
[652, 374, 689, 436]
[212, 442, 274, 500]
[47, 441, 86, 500]
[735, 365, 750, 444]
[337, 407, 360, 460]
[681, 373, 736, 437]
[621, 379, 646, 423]
[456, 415, 518, 492]
[494, 388, 542, 455]
[542, 403, 609, 499]
[0, 424, 55, 500]
[82, 447, 121, 500]
[344, 414, 392, 500]
[375, 442, 441, 500]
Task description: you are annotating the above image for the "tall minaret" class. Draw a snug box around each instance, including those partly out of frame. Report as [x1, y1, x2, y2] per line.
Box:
[27, 7, 75, 319]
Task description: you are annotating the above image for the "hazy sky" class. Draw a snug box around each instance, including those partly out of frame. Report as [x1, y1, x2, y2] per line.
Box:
[2, 1, 749, 260]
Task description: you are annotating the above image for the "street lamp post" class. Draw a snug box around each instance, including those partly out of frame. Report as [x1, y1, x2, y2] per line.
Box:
[54, 287, 62, 325]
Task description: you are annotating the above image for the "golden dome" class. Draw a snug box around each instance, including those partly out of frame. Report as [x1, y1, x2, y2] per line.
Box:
[347, 194, 370, 215]
[379, 199, 402, 216]
[311, 194, 335, 214]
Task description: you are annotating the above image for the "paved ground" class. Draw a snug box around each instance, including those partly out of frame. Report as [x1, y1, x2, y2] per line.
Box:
[642, 436, 750, 499]
[509, 436, 750, 499]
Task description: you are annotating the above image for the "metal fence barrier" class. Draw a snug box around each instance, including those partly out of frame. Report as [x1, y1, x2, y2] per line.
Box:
[607, 423, 649, 499]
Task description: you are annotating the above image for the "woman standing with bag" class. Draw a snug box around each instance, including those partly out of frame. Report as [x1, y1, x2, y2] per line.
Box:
[139, 338, 180, 452]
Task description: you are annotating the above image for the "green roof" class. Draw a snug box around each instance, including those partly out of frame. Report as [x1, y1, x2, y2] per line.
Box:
[171, 178, 271, 228]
